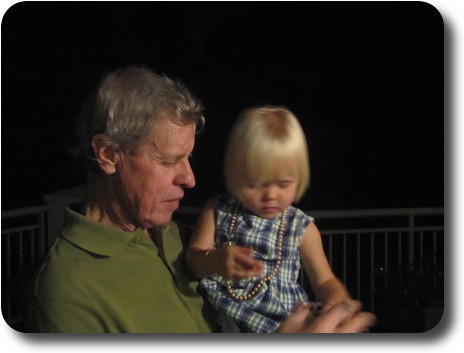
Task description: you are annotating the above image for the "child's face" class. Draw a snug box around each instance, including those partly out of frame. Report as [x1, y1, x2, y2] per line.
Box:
[239, 177, 298, 219]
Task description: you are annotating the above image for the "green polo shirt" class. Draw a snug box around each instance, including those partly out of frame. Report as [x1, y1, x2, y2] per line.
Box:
[29, 208, 213, 333]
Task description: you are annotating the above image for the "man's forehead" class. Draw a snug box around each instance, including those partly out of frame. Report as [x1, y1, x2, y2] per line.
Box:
[152, 117, 196, 134]
[145, 120, 196, 152]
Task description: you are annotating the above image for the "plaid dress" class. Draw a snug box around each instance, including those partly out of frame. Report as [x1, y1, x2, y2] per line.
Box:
[200, 196, 313, 333]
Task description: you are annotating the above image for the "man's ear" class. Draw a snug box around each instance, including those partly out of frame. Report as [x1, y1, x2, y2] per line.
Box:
[91, 134, 119, 175]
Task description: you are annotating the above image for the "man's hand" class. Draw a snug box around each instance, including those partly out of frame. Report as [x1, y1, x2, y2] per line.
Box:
[276, 300, 376, 333]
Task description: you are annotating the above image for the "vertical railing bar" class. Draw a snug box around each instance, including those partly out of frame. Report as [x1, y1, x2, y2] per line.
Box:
[357, 233, 361, 300]
[433, 230, 437, 288]
[419, 230, 424, 275]
[398, 231, 402, 267]
[30, 225, 40, 265]
[6, 233, 12, 278]
[370, 232, 375, 312]
[31, 227, 36, 264]
[329, 234, 333, 267]
[343, 233, 347, 285]
[384, 231, 388, 288]
[18, 230, 24, 267]
[39, 210, 46, 258]
[408, 215, 415, 271]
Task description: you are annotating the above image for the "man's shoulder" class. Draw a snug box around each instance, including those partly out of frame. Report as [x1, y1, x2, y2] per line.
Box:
[32, 239, 84, 298]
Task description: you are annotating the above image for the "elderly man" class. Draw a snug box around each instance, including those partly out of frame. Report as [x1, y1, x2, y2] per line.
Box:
[29, 66, 375, 333]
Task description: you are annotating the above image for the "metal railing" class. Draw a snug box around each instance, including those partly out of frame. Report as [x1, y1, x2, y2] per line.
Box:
[1, 205, 52, 328]
[1, 203, 444, 330]
[175, 206, 444, 314]
[304, 208, 444, 312]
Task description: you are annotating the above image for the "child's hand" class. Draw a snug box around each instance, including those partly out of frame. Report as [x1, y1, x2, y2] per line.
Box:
[321, 293, 352, 314]
[312, 278, 351, 314]
[212, 246, 264, 280]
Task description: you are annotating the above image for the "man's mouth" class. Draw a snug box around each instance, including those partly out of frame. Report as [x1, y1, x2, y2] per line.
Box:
[163, 196, 183, 210]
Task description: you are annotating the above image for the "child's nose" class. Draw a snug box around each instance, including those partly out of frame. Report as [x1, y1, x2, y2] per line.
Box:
[263, 185, 278, 200]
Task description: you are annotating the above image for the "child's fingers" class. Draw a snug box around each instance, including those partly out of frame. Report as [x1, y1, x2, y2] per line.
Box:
[236, 249, 263, 270]
[231, 251, 263, 279]
[231, 261, 263, 279]
[223, 246, 264, 279]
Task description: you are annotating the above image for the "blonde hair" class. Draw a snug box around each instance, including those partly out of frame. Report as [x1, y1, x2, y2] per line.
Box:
[224, 106, 310, 202]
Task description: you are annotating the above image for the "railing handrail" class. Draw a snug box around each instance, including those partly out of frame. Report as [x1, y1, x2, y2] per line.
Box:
[175, 206, 444, 218]
[1, 204, 51, 219]
[1, 224, 43, 235]
[321, 225, 444, 235]
[2, 205, 444, 221]
[309, 207, 444, 219]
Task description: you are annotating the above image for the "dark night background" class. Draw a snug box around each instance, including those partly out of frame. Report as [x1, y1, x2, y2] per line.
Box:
[1, 2, 443, 213]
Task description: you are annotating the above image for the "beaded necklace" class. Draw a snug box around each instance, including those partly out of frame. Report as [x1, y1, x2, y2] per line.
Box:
[225, 203, 287, 301]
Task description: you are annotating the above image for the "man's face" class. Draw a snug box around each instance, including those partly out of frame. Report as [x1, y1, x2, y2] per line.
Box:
[116, 118, 196, 229]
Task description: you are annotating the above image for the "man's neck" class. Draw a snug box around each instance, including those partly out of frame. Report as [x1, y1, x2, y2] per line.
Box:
[84, 203, 139, 232]
[85, 175, 151, 235]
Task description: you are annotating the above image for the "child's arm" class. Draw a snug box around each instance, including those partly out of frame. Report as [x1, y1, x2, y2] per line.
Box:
[299, 222, 351, 313]
[186, 199, 264, 279]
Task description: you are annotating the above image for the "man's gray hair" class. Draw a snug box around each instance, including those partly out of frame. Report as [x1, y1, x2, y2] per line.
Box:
[75, 66, 204, 168]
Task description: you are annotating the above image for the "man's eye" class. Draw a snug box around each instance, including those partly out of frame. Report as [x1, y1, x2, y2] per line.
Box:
[160, 160, 175, 166]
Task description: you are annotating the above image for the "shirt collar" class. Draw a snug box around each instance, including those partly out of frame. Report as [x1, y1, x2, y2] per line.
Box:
[61, 208, 148, 256]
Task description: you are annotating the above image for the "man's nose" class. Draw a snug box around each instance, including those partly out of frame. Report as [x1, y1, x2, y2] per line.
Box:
[175, 159, 196, 189]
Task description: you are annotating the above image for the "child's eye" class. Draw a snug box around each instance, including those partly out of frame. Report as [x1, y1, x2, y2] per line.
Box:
[278, 180, 295, 188]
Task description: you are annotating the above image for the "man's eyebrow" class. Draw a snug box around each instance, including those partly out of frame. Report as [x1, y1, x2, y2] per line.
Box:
[148, 142, 193, 161]
[162, 152, 193, 163]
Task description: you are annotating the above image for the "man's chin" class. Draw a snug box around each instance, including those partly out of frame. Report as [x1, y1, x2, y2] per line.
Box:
[145, 212, 174, 229]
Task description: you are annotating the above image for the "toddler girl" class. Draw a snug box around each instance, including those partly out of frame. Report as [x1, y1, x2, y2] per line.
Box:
[186, 106, 350, 332]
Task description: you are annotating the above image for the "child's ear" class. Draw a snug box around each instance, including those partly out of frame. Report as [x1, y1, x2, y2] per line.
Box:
[91, 134, 119, 175]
